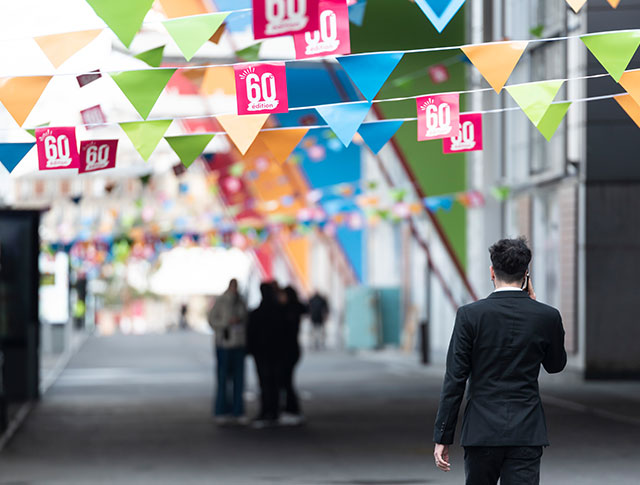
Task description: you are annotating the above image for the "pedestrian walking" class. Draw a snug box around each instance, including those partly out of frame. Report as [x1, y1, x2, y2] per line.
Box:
[308, 291, 329, 350]
[207, 279, 248, 425]
[433, 237, 567, 484]
[279, 285, 308, 425]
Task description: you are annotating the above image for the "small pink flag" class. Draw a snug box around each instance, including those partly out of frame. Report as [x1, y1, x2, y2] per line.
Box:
[293, 0, 350, 59]
[416, 93, 460, 141]
[36, 127, 79, 170]
[428, 64, 450, 84]
[443, 113, 483, 153]
[79, 139, 117, 173]
[234, 62, 289, 115]
[253, 0, 320, 40]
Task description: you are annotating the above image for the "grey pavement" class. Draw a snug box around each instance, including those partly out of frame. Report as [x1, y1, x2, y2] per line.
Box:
[0, 332, 639, 484]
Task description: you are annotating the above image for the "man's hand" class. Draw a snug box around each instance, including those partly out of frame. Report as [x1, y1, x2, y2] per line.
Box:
[527, 276, 537, 301]
[434, 443, 450, 472]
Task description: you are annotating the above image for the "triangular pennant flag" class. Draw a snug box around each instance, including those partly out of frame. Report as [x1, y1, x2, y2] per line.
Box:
[0, 76, 51, 126]
[34, 30, 102, 69]
[236, 43, 262, 62]
[85, 0, 154, 48]
[414, 0, 466, 33]
[0, 142, 35, 173]
[506, 80, 564, 126]
[111, 69, 176, 119]
[316, 102, 371, 146]
[26, 122, 50, 138]
[614, 94, 640, 128]
[358, 120, 404, 154]
[163, 13, 229, 61]
[120, 120, 172, 161]
[209, 24, 226, 44]
[134, 45, 165, 67]
[259, 128, 309, 163]
[461, 41, 528, 93]
[158, 0, 209, 18]
[216, 113, 269, 155]
[582, 31, 640, 82]
[165, 134, 214, 168]
[618, 69, 640, 105]
[607, 0, 621, 7]
[337, 53, 403, 101]
[348, 2, 367, 26]
[536, 102, 571, 141]
[566, 0, 587, 13]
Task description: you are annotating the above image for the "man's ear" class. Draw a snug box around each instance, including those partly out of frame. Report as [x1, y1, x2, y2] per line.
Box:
[490, 266, 495, 281]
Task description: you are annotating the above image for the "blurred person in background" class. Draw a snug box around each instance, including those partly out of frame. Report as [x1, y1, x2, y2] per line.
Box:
[247, 282, 284, 428]
[207, 279, 248, 425]
[308, 291, 329, 350]
[178, 303, 188, 330]
[279, 286, 308, 425]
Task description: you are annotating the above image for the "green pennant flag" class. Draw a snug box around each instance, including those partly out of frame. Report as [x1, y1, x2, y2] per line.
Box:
[120, 120, 172, 161]
[229, 161, 245, 177]
[25, 122, 50, 138]
[236, 43, 262, 62]
[85, 0, 154, 48]
[506, 80, 564, 126]
[491, 186, 511, 201]
[165, 134, 214, 168]
[537, 102, 571, 141]
[134, 45, 165, 67]
[582, 31, 640, 82]
[111, 68, 176, 119]
[163, 13, 229, 61]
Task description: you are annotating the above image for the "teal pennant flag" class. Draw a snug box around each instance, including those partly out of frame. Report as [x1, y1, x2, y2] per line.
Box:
[316, 102, 371, 147]
[337, 53, 403, 101]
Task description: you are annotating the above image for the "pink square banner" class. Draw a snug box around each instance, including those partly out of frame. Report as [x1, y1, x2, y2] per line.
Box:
[79, 139, 118, 173]
[293, 0, 351, 59]
[234, 63, 289, 115]
[443, 113, 483, 154]
[36, 127, 79, 170]
[253, 0, 320, 39]
[416, 93, 460, 141]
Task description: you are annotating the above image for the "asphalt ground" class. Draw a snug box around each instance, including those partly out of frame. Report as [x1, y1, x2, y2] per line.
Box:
[0, 332, 639, 484]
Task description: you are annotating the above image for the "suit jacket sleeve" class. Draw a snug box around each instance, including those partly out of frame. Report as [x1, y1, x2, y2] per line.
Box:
[433, 307, 474, 444]
[542, 310, 567, 374]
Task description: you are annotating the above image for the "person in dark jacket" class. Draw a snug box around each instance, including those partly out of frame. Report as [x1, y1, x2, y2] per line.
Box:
[433, 237, 566, 485]
[247, 282, 284, 427]
[308, 291, 329, 350]
[279, 286, 308, 424]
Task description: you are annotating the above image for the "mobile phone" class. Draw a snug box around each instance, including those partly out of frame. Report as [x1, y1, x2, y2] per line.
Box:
[522, 272, 530, 290]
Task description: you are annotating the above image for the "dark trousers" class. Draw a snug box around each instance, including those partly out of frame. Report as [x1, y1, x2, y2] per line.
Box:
[280, 352, 301, 415]
[464, 446, 543, 485]
[214, 347, 245, 417]
[254, 356, 280, 420]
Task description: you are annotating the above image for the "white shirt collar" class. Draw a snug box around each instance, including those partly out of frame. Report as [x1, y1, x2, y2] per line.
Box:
[493, 286, 524, 292]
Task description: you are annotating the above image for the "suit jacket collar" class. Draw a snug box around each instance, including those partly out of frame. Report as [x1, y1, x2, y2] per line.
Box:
[487, 290, 530, 299]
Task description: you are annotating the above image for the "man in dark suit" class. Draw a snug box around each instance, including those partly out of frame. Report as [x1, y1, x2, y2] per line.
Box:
[433, 238, 566, 484]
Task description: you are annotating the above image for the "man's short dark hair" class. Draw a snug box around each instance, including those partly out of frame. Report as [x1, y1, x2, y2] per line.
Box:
[489, 237, 532, 283]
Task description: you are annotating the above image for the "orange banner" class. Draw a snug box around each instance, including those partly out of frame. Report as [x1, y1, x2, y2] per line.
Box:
[216, 113, 269, 154]
[566, 0, 587, 12]
[614, 94, 640, 128]
[258, 128, 309, 164]
[462, 41, 528, 93]
[0, 76, 51, 126]
[35, 30, 102, 68]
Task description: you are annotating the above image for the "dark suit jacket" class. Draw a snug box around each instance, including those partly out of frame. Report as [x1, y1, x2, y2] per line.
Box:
[433, 290, 567, 447]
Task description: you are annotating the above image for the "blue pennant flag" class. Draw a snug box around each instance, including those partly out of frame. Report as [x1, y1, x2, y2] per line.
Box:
[348, 1, 367, 27]
[358, 120, 404, 154]
[337, 52, 404, 102]
[414, 0, 466, 33]
[424, 195, 454, 212]
[0, 142, 35, 173]
[316, 102, 372, 147]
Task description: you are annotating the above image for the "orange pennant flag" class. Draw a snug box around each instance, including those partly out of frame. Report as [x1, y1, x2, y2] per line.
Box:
[461, 41, 528, 93]
[619, 69, 640, 105]
[258, 128, 309, 164]
[34, 30, 102, 68]
[209, 24, 226, 44]
[566, 0, 587, 12]
[614, 94, 640, 128]
[181, 67, 208, 90]
[607, 0, 621, 7]
[201, 66, 236, 96]
[217, 113, 269, 154]
[0, 76, 51, 126]
[158, 0, 209, 18]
